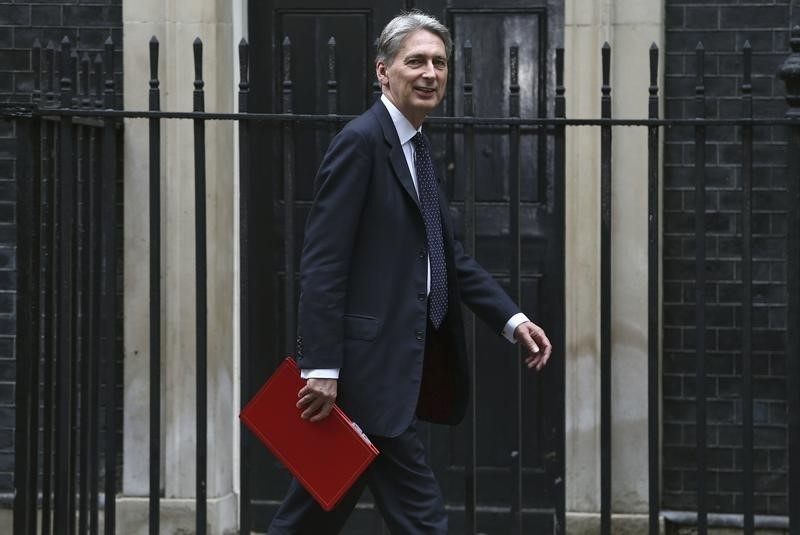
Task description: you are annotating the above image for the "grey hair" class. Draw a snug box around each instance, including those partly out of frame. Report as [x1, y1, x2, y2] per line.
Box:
[376, 10, 452, 65]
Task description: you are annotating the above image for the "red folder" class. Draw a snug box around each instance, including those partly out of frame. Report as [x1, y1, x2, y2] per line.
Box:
[240, 357, 379, 511]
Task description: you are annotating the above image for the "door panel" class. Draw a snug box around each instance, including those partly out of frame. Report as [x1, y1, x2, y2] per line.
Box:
[246, 2, 564, 533]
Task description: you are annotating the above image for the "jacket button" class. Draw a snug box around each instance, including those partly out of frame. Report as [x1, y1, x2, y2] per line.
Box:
[417, 292, 426, 301]
[415, 330, 423, 341]
[418, 250, 425, 259]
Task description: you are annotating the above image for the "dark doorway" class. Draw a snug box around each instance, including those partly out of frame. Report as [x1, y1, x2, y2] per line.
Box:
[245, 1, 564, 533]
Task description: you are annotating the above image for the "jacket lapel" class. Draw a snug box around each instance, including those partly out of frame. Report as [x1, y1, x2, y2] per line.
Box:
[370, 100, 421, 212]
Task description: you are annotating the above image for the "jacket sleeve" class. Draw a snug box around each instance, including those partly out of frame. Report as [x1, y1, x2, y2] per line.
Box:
[452, 238, 520, 335]
[296, 127, 372, 370]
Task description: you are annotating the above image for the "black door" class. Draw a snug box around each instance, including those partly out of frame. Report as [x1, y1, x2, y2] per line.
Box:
[245, 1, 564, 533]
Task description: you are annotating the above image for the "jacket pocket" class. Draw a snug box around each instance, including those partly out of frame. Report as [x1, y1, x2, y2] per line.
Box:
[343, 314, 380, 341]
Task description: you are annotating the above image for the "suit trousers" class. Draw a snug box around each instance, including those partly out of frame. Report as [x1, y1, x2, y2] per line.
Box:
[266, 419, 448, 535]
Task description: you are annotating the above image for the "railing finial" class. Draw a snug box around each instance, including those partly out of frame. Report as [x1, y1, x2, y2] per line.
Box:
[193, 37, 204, 91]
[103, 36, 116, 109]
[648, 44, 659, 120]
[238, 38, 250, 90]
[80, 52, 91, 107]
[149, 36, 159, 88]
[238, 38, 250, 113]
[327, 36, 338, 115]
[93, 53, 103, 108]
[32, 39, 42, 103]
[463, 40, 473, 117]
[282, 36, 293, 113]
[59, 36, 73, 107]
[649, 43, 659, 93]
[509, 45, 520, 118]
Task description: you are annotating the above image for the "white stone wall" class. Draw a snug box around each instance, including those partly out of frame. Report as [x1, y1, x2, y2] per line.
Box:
[121, 0, 241, 532]
[564, 0, 664, 531]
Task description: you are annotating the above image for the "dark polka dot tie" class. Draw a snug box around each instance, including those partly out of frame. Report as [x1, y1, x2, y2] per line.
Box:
[412, 132, 448, 329]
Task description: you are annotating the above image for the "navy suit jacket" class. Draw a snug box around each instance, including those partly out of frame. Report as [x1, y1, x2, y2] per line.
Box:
[296, 100, 519, 437]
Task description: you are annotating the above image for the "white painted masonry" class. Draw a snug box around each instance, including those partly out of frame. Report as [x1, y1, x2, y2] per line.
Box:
[121, 0, 240, 532]
[564, 0, 664, 532]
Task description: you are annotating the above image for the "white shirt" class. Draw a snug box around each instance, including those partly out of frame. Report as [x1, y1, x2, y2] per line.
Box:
[301, 96, 529, 380]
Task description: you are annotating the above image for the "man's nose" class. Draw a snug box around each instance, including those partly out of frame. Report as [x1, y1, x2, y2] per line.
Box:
[422, 61, 436, 78]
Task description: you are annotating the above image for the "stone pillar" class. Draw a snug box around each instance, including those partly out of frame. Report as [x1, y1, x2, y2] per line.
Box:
[120, 0, 237, 532]
[564, 0, 664, 533]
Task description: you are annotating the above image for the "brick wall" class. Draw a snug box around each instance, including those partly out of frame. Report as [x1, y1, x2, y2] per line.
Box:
[0, 0, 121, 494]
[663, 0, 795, 515]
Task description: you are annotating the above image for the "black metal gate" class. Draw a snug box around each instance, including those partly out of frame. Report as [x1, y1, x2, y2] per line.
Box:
[10, 38, 123, 535]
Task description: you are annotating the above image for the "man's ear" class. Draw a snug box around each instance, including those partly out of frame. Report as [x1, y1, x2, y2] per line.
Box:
[375, 61, 388, 87]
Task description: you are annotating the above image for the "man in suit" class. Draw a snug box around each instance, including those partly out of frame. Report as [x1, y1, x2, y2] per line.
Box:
[268, 10, 552, 534]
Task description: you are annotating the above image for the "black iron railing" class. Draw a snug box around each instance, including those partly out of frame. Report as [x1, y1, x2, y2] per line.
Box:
[9, 36, 121, 535]
[5, 25, 800, 535]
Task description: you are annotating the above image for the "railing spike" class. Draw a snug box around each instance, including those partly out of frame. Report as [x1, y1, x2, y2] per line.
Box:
[46, 40, 56, 105]
[463, 40, 473, 84]
[149, 36, 159, 86]
[509, 45, 520, 117]
[555, 47, 565, 119]
[601, 43, 611, 89]
[71, 48, 79, 101]
[743, 41, 752, 88]
[327, 36, 336, 81]
[282, 36, 292, 83]
[282, 36, 292, 113]
[239, 38, 250, 90]
[93, 53, 103, 108]
[238, 38, 250, 113]
[32, 39, 42, 102]
[59, 37, 73, 107]
[193, 38, 204, 90]
[81, 52, 91, 106]
[103, 37, 116, 109]
[327, 36, 337, 115]
[463, 40, 473, 116]
[649, 43, 659, 92]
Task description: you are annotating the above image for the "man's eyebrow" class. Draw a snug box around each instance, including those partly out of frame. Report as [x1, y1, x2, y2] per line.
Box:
[404, 53, 447, 61]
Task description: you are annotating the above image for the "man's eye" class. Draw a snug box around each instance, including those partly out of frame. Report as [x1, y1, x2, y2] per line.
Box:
[434, 60, 447, 69]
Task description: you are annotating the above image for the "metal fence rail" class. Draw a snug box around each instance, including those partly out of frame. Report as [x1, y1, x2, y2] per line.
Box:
[5, 25, 800, 535]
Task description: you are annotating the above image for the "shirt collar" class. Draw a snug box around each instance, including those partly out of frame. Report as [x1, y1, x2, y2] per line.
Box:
[380, 94, 421, 145]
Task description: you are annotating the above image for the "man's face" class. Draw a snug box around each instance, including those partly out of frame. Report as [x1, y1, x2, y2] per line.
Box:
[376, 29, 448, 128]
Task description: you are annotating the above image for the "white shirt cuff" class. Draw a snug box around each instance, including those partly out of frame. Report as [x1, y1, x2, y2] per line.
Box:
[300, 368, 340, 380]
[502, 313, 530, 343]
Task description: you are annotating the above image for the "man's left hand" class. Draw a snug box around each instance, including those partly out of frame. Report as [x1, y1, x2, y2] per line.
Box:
[514, 321, 552, 371]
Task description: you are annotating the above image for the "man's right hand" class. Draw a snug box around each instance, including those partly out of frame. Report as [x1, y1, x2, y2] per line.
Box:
[297, 378, 338, 422]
